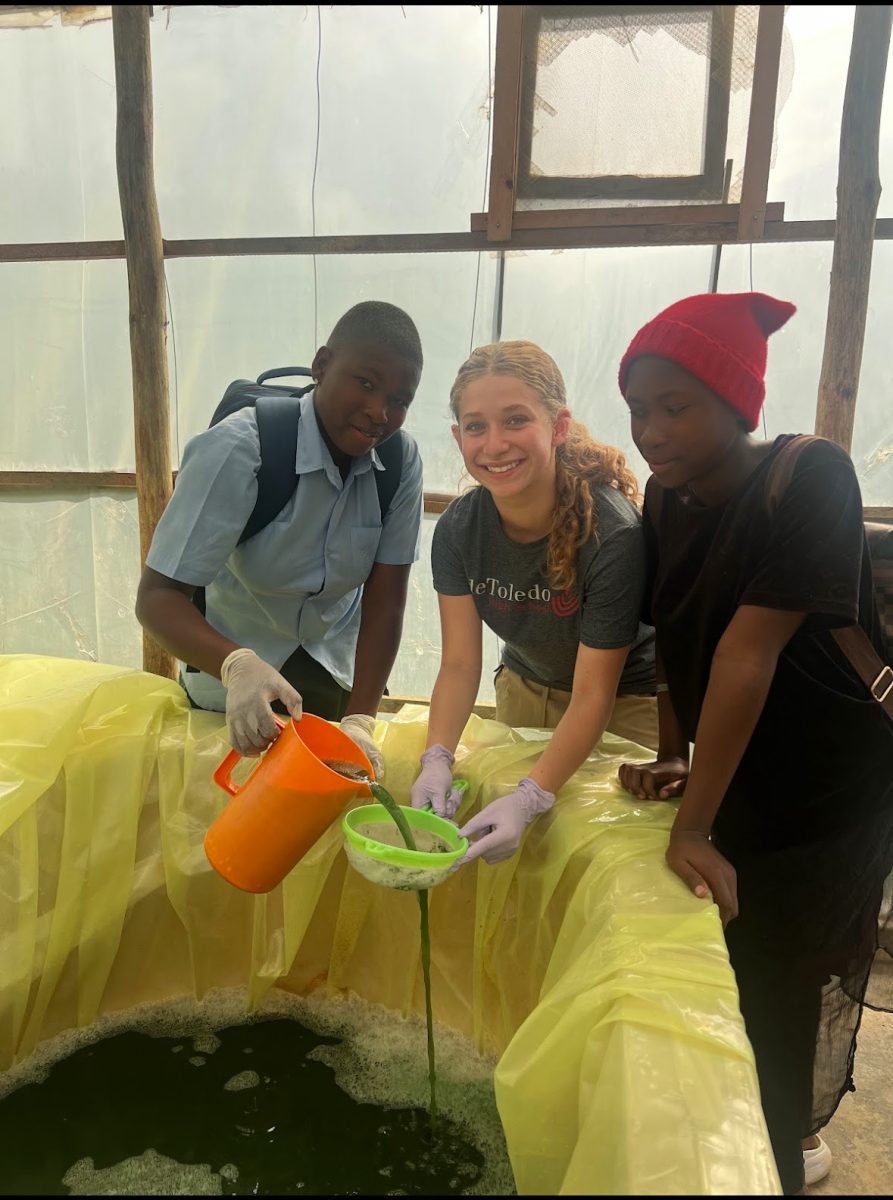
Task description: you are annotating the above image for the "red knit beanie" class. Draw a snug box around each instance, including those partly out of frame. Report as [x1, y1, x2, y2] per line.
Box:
[618, 292, 796, 432]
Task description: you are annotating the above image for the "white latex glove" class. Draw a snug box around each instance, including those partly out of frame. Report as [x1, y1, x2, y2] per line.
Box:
[410, 744, 465, 818]
[458, 777, 555, 866]
[220, 648, 302, 758]
[339, 714, 385, 780]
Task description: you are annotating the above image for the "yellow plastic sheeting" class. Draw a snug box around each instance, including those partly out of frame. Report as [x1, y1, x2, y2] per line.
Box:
[0, 655, 779, 1195]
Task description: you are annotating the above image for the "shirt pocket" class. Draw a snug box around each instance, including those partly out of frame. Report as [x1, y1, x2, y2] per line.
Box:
[342, 526, 382, 588]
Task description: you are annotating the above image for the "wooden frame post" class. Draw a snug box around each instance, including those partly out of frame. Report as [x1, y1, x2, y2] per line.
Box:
[112, 5, 176, 678]
[737, 4, 785, 241]
[486, 5, 526, 242]
[815, 5, 892, 452]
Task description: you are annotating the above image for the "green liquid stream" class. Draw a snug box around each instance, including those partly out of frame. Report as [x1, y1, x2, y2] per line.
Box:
[369, 781, 438, 1125]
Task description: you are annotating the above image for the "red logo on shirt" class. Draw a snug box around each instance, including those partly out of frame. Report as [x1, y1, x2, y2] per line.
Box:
[550, 589, 580, 617]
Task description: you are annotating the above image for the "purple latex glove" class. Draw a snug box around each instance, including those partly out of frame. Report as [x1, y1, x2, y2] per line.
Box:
[410, 745, 465, 819]
[457, 777, 555, 866]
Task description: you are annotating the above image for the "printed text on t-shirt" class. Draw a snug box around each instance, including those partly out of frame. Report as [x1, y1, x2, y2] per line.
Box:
[467, 575, 580, 617]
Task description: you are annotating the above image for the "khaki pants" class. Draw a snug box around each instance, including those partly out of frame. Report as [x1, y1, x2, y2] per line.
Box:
[494, 664, 659, 752]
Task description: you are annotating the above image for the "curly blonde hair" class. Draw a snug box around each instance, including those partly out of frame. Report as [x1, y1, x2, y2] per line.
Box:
[450, 340, 640, 593]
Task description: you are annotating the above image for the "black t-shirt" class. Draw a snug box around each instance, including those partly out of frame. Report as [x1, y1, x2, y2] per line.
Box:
[644, 434, 891, 856]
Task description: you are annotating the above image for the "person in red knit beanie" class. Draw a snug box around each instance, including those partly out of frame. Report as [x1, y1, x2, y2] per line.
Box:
[615, 292, 892, 1195]
[618, 290, 795, 433]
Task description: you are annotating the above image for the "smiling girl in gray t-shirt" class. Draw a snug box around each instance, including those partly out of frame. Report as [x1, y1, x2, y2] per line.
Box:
[410, 340, 656, 868]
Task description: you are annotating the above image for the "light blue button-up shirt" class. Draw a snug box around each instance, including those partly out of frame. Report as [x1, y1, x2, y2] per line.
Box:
[146, 389, 423, 710]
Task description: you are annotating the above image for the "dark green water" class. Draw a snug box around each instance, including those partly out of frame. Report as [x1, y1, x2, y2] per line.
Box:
[0, 1017, 487, 1196]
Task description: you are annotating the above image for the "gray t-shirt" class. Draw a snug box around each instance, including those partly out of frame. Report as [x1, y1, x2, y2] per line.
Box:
[432, 485, 655, 694]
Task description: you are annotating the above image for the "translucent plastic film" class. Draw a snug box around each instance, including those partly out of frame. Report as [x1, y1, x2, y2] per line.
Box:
[0, 656, 779, 1194]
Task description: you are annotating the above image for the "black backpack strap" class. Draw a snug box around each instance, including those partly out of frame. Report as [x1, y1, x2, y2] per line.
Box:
[191, 402, 402, 641]
[245, 398, 402, 535]
[237, 391, 307, 544]
[189, 388, 305, 631]
[373, 430, 405, 521]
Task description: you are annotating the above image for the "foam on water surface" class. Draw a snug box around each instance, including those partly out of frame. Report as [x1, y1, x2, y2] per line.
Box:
[223, 1070, 260, 1092]
[63, 1150, 224, 1196]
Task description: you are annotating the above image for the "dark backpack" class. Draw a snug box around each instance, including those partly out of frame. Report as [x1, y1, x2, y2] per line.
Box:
[191, 367, 405, 617]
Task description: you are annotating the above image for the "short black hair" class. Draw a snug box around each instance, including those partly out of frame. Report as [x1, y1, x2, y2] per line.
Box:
[326, 301, 423, 371]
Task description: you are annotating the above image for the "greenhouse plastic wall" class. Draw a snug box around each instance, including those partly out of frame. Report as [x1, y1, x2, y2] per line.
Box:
[0, 4, 891, 695]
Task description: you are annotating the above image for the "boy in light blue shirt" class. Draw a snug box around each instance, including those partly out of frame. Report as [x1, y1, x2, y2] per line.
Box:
[136, 301, 424, 774]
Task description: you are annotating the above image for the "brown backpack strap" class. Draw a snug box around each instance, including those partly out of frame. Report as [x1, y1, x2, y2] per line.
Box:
[831, 625, 893, 720]
[764, 434, 825, 513]
[867, 525, 893, 663]
[865, 522, 893, 562]
[764, 436, 893, 726]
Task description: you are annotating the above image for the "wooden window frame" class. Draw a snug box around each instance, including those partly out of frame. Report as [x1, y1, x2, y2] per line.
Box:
[516, 4, 734, 203]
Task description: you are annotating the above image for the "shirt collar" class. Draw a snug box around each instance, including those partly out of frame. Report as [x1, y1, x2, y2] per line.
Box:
[295, 388, 383, 480]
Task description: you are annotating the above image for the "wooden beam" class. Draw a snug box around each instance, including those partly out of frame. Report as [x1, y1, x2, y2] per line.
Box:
[709, 158, 736, 293]
[496, 218, 891, 251]
[423, 492, 458, 515]
[112, 4, 175, 680]
[379, 694, 497, 720]
[0, 472, 460, 516]
[0, 240, 127, 261]
[166, 234, 481, 257]
[0, 471, 152, 490]
[2, 475, 887, 520]
[4, 218, 893, 264]
[472, 202, 786, 232]
[486, 5, 525, 242]
[738, 5, 786, 241]
[815, 5, 892, 452]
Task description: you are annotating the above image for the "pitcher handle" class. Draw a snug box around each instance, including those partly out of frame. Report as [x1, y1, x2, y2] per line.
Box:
[212, 716, 288, 797]
[213, 749, 243, 797]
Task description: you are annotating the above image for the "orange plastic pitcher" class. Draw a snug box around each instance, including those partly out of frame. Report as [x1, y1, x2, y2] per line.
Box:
[206, 713, 374, 893]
